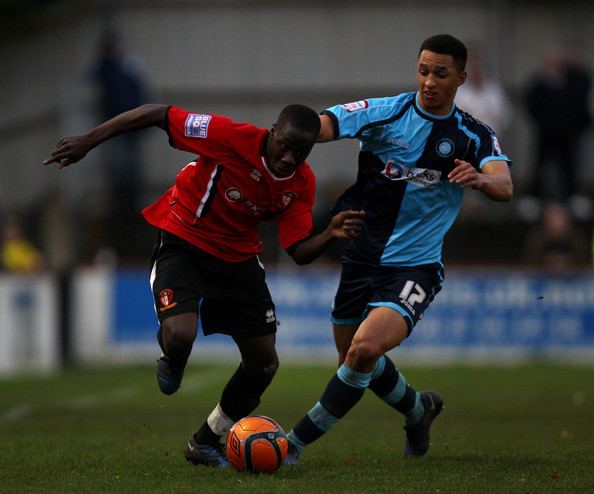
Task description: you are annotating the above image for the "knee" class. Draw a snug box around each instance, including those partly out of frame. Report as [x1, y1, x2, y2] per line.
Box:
[162, 318, 196, 349]
[245, 355, 279, 383]
[346, 340, 382, 370]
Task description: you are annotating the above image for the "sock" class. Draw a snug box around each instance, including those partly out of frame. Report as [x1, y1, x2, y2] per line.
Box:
[219, 363, 276, 421]
[368, 355, 424, 425]
[288, 364, 371, 453]
[193, 403, 234, 446]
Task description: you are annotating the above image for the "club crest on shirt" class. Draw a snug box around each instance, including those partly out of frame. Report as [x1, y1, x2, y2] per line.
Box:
[382, 160, 441, 188]
[184, 113, 212, 138]
[436, 138, 455, 158]
[340, 100, 369, 112]
[278, 192, 296, 208]
[158, 289, 177, 312]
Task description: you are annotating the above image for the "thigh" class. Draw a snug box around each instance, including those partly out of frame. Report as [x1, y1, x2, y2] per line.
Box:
[333, 323, 359, 366]
[352, 306, 409, 351]
[200, 256, 277, 337]
[151, 242, 204, 322]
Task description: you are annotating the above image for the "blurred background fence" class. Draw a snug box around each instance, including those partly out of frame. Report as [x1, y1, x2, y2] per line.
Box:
[0, 0, 592, 372]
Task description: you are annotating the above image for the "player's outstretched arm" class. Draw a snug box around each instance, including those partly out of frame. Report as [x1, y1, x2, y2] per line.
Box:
[447, 159, 513, 201]
[317, 114, 336, 142]
[43, 104, 168, 169]
[288, 210, 365, 265]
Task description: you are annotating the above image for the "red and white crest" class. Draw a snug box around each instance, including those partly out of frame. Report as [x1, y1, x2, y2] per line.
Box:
[158, 289, 177, 312]
[279, 192, 296, 208]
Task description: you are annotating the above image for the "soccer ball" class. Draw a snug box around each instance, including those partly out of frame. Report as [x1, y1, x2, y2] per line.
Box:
[226, 415, 288, 473]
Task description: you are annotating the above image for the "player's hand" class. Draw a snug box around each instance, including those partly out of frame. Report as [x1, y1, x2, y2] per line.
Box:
[448, 159, 484, 190]
[42, 134, 94, 169]
[328, 210, 365, 239]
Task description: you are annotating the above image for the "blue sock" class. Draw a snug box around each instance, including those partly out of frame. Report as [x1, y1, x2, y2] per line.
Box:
[368, 355, 424, 425]
[288, 364, 372, 452]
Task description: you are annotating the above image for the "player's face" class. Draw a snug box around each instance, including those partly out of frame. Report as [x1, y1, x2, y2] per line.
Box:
[266, 123, 316, 178]
[416, 50, 466, 116]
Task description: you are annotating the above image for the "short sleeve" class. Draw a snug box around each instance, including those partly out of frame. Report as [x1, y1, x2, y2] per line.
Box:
[323, 94, 413, 139]
[166, 106, 236, 158]
[275, 168, 316, 249]
[473, 125, 512, 169]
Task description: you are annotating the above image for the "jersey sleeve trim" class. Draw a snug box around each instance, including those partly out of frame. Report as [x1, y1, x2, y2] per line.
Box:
[479, 156, 512, 169]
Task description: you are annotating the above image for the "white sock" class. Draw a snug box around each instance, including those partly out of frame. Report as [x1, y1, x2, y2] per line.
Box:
[206, 403, 234, 436]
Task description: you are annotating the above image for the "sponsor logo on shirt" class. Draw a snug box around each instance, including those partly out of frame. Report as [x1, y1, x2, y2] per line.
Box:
[184, 113, 212, 138]
[224, 186, 265, 216]
[250, 168, 263, 182]
[225, 187, 243, 202]
[382, 160, 441, 188]
[340, 100, 369, 112]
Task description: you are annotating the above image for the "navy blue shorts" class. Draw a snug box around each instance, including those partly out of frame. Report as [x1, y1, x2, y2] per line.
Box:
[331, 261, 444, 334]
[150, 231, 277, 337]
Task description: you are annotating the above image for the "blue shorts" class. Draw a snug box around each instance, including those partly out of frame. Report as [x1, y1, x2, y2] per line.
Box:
[331, 261, 444, 334]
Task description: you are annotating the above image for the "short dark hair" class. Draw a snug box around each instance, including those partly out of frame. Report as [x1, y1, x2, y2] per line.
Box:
[419, 34, 468, 72]
[277, 104, 321, 136]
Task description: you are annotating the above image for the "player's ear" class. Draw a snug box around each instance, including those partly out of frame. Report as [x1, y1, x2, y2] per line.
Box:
[457, 70, 467, 86]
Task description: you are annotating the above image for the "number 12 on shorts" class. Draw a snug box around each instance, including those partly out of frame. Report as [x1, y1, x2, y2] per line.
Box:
[399, 280, 427, 305]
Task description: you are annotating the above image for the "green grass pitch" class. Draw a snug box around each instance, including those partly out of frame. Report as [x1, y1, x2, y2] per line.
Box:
[1, 363, 593, 493]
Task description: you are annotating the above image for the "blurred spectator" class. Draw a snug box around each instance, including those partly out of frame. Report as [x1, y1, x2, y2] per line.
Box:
[524, 45, 592, 208]
[522, 202, 589, 274]
[455, 45, 511, 135]
[89, 29, 150, 212]
[0, 217, 45, 273]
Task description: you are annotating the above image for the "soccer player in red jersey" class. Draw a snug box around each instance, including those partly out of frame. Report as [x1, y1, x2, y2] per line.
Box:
[44, 103, 365, 467]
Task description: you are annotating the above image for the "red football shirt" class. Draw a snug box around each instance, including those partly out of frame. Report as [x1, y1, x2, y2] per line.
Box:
[141, 106, 316, 262]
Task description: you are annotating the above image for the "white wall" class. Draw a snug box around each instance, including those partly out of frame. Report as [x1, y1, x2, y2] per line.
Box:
[1, 0, 592, 210]
[0, 274, 59, 374]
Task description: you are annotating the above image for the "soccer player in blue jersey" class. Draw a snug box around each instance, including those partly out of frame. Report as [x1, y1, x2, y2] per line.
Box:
[285, 34, 513, 462]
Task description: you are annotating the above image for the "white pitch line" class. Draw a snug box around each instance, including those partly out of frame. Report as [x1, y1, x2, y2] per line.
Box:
[173, 368, 227, 393]
[1, 368, 228, 421]
[0, 404, 33, 422]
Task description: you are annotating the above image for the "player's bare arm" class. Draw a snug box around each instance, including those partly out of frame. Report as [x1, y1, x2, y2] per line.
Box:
[43, 104, 168, 169]
[448, 159, 513, 201]
[317, 114, 336, 142]
[289, 209, 365, 265]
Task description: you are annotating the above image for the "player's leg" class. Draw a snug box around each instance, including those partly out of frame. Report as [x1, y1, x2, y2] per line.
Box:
[151, 233, 204, 396]
[364, 265, 445, 456]
[286, 307, 404, 459]
[185, 254, 279, 467]
[156, 312, 197, 395]
[192, 334, 278, 446]
[333, 323, 358, 366]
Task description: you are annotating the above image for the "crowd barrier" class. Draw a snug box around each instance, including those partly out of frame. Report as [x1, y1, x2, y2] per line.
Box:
[1, 267, 593, 373]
